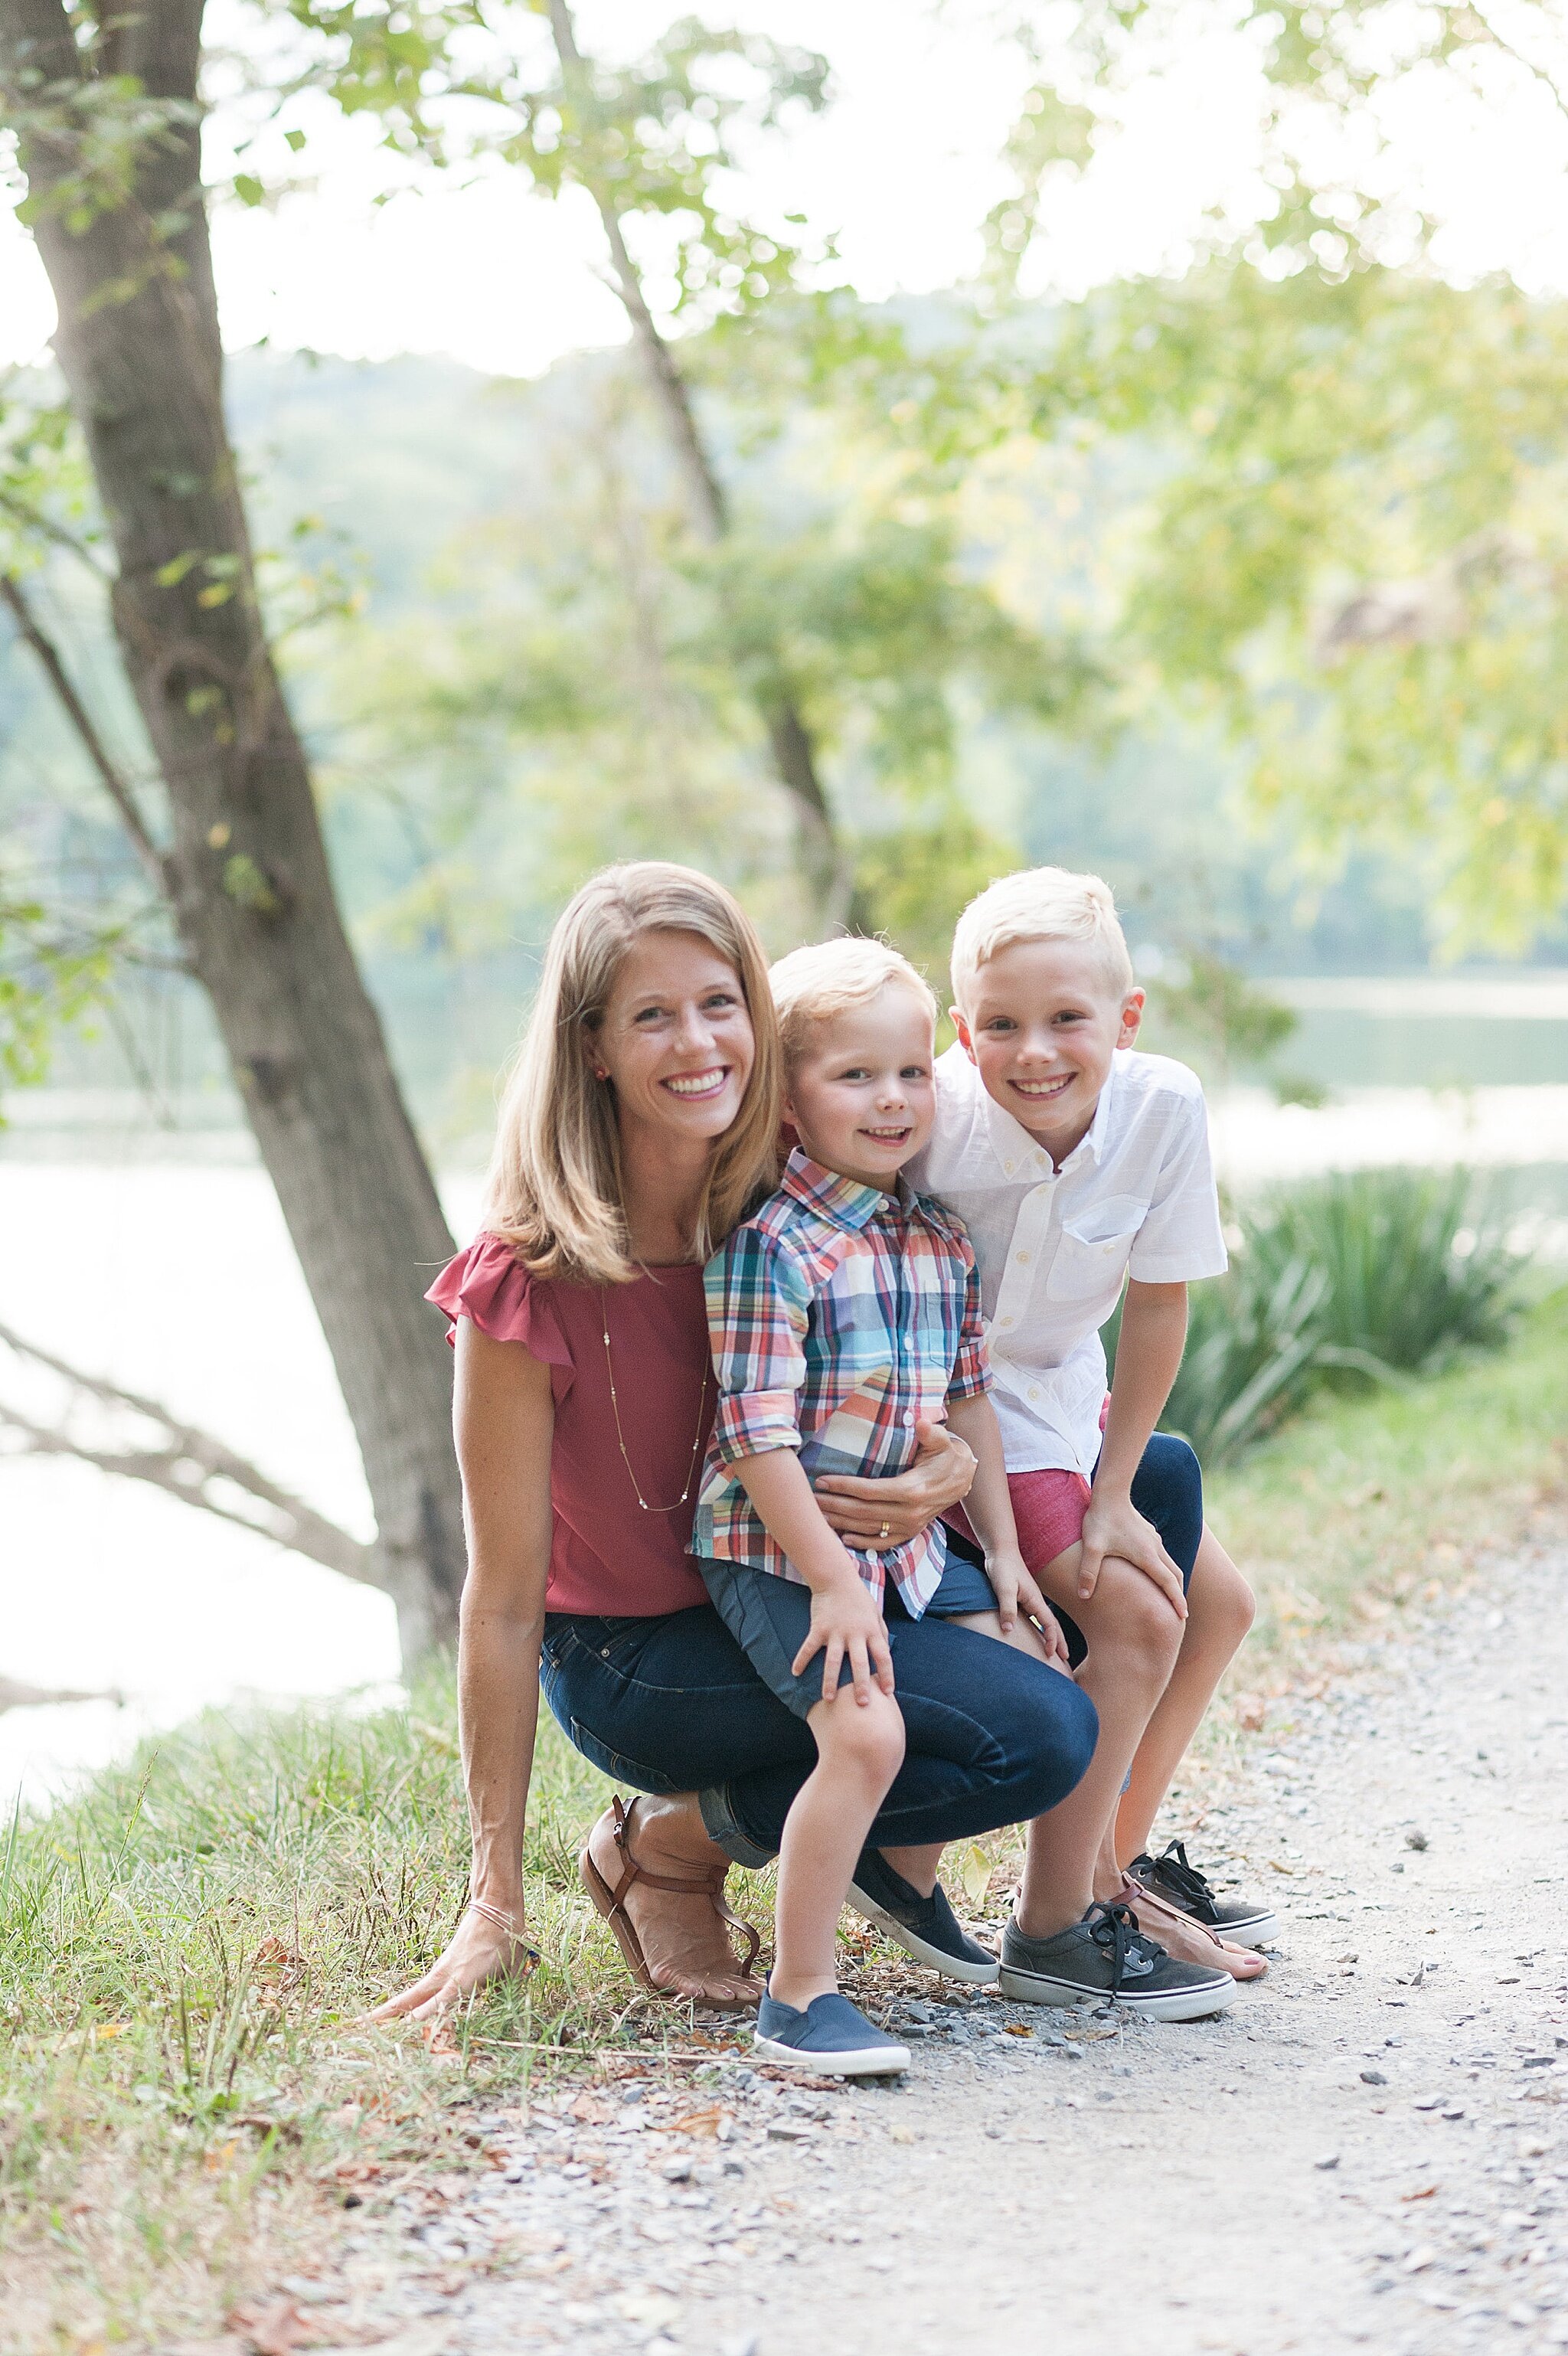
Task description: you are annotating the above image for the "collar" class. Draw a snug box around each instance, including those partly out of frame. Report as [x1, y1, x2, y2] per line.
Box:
[973, 1048, 1116, 1178]
[780, 1147, 912, 1232]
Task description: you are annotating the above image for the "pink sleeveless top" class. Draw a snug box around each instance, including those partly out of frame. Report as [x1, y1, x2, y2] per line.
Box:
[427, 1235, 714, 1617]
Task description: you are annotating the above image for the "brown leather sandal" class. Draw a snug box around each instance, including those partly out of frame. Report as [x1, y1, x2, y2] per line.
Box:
[579, 1796, 762, 2008]
[1119, 1876, 1267, 1976]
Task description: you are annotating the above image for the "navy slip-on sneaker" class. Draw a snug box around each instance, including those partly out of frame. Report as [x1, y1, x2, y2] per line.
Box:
[753, 1988, 912, 2077]
[848, 1848, 999, 1985]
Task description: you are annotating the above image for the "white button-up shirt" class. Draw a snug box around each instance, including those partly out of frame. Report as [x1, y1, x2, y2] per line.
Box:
[908, 1045, 1228, 1477]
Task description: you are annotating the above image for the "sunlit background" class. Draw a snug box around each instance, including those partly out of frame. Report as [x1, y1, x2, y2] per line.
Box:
[5, 0, 1567, 1810]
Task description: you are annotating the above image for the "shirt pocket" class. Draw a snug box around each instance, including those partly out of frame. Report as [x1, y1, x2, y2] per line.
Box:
[1045, 1197, 1148, 1302]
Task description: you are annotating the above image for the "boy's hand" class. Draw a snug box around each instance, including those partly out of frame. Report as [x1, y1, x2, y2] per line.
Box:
[1080, 1489, 1187, 1621]
[987, 1549, 1071, 1666]
[792, 1573, 896, 1705]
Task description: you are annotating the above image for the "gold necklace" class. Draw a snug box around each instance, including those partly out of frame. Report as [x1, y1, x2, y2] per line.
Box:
[599, 1286, 710, 1513]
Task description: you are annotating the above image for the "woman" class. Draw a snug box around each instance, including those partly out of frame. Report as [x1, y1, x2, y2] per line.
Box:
[374, 863, 1097, 2019]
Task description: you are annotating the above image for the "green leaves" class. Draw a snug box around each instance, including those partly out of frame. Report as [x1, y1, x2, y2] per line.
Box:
[0, 888, 113, 1115]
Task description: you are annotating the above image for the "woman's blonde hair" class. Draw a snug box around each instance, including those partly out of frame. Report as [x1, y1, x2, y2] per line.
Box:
[769, 937, 938, 1070]
[485, 863, 782, 1284]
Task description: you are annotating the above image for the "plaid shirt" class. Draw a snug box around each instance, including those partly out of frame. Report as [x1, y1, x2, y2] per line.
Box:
[692, 1149, 991, 1615]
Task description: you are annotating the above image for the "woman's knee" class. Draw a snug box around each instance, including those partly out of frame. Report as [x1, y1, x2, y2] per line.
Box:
[1011, 1674, 1099, 1816]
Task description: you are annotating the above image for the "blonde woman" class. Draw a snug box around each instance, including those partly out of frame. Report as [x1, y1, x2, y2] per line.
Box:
[374, 864, 1096, 2017]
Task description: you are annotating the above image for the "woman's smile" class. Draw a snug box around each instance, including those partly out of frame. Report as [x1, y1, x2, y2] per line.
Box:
[662, 1066, 730, 1101]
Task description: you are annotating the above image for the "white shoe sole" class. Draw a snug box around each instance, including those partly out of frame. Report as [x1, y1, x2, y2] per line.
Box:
[753, 2031, 912, 2076]
[847, 1884, 1000, 1985]
[997, 1962, 1238, 2022]
[1220, 1911, 1281, 1949]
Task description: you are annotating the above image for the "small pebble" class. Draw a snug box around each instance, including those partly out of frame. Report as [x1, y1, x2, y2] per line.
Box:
[1315, 2154, 1341, 2171]
[1361, 2070, 1389, 2086]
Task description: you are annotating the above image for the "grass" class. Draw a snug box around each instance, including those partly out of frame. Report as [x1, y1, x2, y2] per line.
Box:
[3, 1291, 1565, 2349]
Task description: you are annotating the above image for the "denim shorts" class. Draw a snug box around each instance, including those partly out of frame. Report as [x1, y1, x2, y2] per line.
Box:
[697, 1551, 998, 1722]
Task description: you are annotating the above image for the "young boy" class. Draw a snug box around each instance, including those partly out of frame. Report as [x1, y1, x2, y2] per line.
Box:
[910, 867, 1277, 2004]
[692, 939, 1069, 2073]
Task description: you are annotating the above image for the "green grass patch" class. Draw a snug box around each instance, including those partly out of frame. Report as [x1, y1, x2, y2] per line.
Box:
[2, 1292, 1564, 2347]
[1207, 1286, 1568, 1697]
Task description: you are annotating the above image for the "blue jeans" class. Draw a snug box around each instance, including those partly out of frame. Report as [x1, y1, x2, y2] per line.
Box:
[540, 1601, 1098, 1869]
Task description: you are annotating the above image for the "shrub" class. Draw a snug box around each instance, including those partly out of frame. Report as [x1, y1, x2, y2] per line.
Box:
[1110, 1165, 1525, 1466]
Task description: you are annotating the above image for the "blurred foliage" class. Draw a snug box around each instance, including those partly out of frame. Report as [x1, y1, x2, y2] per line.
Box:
[1112, 1166, 1525, 1463]
[6, 0, 1568, 1117]
[0, 885, 113, 1108]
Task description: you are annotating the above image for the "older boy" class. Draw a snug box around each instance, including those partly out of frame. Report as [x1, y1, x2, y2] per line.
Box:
[910, 868, 1276, 2004]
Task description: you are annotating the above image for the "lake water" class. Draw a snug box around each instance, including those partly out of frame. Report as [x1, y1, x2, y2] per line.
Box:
[5, 1066, 1567, 1814]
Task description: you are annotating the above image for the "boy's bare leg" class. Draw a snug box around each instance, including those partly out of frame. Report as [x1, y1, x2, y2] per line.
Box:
[771, 1688, 906, 2011]
[1004, 1544, 1181, 1939]
[1115, 1526, 1256, 1865]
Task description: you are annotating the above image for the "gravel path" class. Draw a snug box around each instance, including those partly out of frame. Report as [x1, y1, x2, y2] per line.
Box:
[282, 1536, 1568, 2356]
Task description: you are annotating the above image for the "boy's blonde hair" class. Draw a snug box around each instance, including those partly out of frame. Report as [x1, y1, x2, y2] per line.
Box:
[950, 866, 1135, 1006]
[486, 861, 782, 1283]
[769, 937, 938, 1070]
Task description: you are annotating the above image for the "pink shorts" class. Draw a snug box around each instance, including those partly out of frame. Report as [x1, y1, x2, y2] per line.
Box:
[949, 1466, 1093, 1577]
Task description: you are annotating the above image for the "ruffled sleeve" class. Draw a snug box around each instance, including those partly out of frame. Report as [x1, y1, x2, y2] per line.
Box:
[426, 1234, 571, 1370]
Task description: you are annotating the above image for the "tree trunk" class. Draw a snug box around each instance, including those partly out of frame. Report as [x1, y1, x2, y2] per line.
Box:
[0, 0, 464, 1662]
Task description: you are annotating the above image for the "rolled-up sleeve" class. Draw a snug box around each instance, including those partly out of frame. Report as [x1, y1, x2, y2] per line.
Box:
[947, 1247, 992, 1402]
[705, 1227, 811, 1464]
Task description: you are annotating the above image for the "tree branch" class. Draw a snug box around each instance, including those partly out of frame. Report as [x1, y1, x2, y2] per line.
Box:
[0, 1319, 377, 1590]
[0, 572, 165, 888]
[544, 0, 853, 921]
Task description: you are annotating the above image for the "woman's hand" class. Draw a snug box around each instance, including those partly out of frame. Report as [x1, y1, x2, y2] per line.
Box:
[366, 1903, 537, 2024]
[792, 1574, 897, 1705]
[813, 1417, 976, 1547]
[987, 1548, 1072, 1666]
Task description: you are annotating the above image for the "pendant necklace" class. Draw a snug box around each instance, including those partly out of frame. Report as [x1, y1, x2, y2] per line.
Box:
[599, 1285, 710, 1512]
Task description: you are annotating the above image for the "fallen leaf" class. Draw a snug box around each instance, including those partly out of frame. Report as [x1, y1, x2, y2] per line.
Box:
[569, 2093, 612, 2125]
[1004, 2024, 1033, 2038]
[227, 2299, 312, 2356]
[955, 1841, 994, 1907]
[1402, 2184, 1439, 2201]
[671, 2103, 728, 2137]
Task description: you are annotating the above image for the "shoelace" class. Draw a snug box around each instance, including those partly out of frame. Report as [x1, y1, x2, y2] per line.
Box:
[1085, 1899, 1164, 1989]
[1145, 1838, 1217, 1915]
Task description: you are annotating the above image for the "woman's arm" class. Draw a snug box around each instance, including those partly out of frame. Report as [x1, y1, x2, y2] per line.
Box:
[370, 1321, 554, 2021]
[812, 1417, 976, 1547]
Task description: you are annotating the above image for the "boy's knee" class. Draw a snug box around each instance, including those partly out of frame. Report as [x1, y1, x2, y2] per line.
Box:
[827, 1698, 905, 1782]
[1193, 1551, 1256, 1649]
[1106, 1564, 1185, 1683]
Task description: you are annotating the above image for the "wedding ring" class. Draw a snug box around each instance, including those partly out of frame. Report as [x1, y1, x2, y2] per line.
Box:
[878, 1521, 890, 1543]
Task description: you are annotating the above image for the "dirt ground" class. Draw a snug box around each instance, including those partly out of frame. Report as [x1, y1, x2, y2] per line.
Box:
[265, 1533, 1568, 2356]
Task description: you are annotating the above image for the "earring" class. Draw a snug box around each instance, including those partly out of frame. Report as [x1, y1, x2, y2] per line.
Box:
[593, 1067, 609, 1080]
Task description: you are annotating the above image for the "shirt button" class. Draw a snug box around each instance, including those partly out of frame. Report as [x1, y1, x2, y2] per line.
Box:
[1015, 1250, 1030, 1264]
[1028, 1385, 1041, 1400]
[999, 1315, 1014, 1328]
[902, 1410, 915, 1428]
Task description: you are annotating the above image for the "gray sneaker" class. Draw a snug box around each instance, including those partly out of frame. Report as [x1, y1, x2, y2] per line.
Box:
[999, 1899, 1237, 2021]
[1129, 1841, 1280, 1949]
